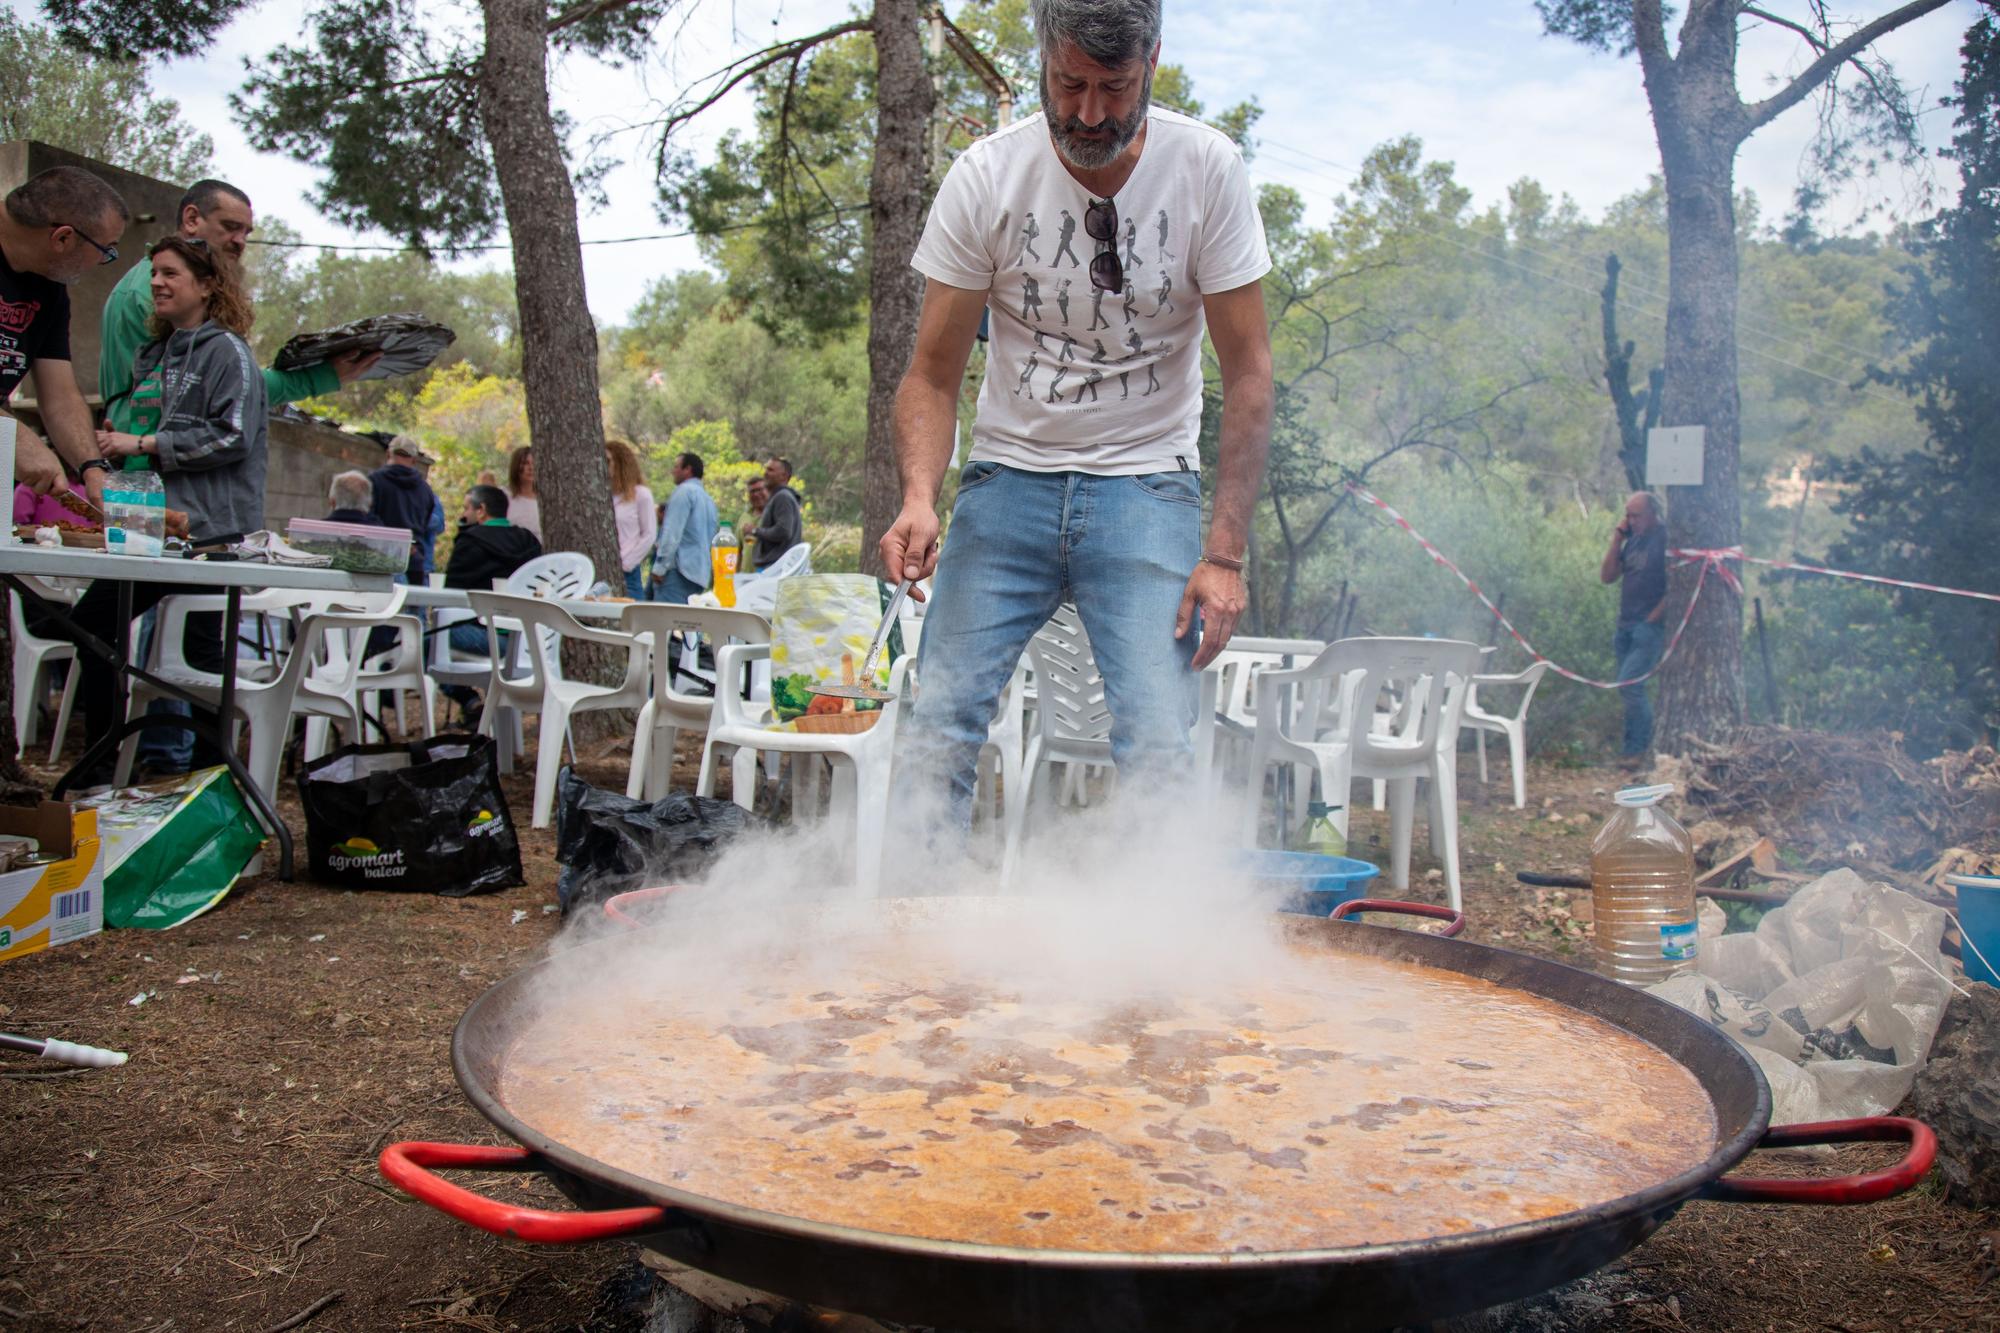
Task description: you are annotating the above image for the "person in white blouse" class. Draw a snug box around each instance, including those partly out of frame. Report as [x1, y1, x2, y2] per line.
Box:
[607, 438, 657, 597]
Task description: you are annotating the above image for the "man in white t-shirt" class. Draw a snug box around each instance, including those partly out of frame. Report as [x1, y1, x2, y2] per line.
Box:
[882, 0, 1273, 837]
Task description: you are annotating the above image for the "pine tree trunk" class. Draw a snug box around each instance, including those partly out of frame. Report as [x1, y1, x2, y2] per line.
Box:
[476, 0, 620, 595]
[1643, 11, 1746, 751]
[859, 0, 936, 578]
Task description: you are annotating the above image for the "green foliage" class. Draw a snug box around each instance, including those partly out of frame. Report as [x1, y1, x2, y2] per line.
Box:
[42, 0, 236, 60]
[1758, 578, 1981, 753]
[0, 11, 213, 180]
[344, 361, 526, 504]
[231, 0, 498, 252]
[602, 278, 868, 513]
[1533, 0, 1644, 56]
[1825, 16, 2000, 753]
[1307, 465, 1623, 757]
[657, 420, 765, 534]
[242, 227, 520, 418]
[661, 31, 879, 339]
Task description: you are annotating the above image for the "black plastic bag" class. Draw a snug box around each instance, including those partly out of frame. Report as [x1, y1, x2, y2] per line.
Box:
[553, 768, 762, 915]
[273, 312, 456, 383]
[299, 736, 523, 895]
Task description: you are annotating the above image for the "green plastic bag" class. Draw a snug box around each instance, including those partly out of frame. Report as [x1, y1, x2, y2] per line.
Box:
[767, 574, 905, 720]
[78, 768, 264, 929]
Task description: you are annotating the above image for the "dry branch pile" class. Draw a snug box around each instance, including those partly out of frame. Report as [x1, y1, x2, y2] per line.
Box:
[1651, 727, 2000, 884]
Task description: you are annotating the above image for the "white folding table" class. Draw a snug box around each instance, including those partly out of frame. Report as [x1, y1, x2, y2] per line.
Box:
[0, 545, 394, 879]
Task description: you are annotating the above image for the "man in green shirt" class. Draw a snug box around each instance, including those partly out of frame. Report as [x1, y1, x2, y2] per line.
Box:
[99, 178, 379, 426]
[102, 178, 377, 778]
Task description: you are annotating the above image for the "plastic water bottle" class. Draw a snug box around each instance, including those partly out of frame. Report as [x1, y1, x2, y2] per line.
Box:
[104, 466, 166, 557]
[711, 522, 738, 607]
[1589, 783, 1698, 986]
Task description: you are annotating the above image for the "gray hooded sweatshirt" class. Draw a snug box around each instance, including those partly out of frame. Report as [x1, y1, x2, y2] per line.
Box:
[129, 321, 269, 543]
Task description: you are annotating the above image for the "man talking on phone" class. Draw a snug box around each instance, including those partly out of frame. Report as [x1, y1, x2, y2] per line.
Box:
[1599, 491, 1668, 763]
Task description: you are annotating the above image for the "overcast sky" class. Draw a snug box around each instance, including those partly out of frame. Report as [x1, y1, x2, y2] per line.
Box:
[19, 0, 1980, 324]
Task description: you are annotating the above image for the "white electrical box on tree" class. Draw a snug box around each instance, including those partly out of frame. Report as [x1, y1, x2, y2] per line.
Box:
[1646, 426, 1705, 488]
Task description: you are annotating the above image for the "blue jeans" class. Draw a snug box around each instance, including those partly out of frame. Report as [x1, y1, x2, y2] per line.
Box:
[897, 462, 1202, 836]
[134, 609, 193, 771]
[623, 566, 645, 599]
[650, 569, 704, 604]
[442, 622, 493, 707]
[1614, 620, 1665, 755]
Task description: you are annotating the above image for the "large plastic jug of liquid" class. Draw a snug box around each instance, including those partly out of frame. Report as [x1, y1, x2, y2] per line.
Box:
[710, 522, 738, 607]
[1589, 783, 1698, 986]
[104, 464, 166, 557]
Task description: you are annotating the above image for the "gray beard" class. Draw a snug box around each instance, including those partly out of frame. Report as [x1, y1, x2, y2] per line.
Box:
[1042, 66, 1152, 171]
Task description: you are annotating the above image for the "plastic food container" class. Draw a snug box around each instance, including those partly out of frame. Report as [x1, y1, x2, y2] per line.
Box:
[286, 517, 413, 575]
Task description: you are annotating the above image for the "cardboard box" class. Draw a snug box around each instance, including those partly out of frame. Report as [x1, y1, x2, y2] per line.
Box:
[0, 801, 104, 963]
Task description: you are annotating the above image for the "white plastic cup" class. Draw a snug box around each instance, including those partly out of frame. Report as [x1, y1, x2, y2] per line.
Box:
[427, 572, 447, 589]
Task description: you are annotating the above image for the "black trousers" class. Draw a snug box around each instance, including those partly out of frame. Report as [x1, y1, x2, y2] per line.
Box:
[63, 580, 229, 774]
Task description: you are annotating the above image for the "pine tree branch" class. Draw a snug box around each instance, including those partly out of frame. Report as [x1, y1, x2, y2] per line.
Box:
[1739, 0, 1953, 138]
[1741, 4, 1830, 51]
[649, 19, 874, 142]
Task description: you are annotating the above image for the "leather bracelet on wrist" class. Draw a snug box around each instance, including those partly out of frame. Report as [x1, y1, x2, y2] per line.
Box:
[1199, 552, 1245, 572]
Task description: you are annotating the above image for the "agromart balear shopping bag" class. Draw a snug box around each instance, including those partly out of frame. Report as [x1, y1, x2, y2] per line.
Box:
[299, 736, 523, 895]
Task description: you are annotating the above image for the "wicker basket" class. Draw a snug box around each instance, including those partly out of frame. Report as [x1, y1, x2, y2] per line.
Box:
[790, 711, 881, 735]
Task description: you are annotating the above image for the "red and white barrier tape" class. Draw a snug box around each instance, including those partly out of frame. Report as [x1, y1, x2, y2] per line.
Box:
[1340, 480, 2000, 691]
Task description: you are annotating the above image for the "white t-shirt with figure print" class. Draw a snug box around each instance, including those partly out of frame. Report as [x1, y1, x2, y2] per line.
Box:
[911, 106, 1271, 476]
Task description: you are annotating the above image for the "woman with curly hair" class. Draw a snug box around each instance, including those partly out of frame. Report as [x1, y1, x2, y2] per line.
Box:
[68, 234, 272, 785]
[96, 234, 266, 541]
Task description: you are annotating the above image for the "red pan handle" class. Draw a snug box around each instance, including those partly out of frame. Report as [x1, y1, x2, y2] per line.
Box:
[602, 884, 695, 929]
[1330, 898, 1467, 938]
[1701, 1117, 1936, 1205]
[380, 1141, 671, 1243]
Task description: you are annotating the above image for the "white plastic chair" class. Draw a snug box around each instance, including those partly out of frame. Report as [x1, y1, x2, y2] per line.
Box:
[115, 607, 373, 802]
[697, 642, 913, 891]
[618, 602, 771, 802]
[1003, 606, 1115, 880]
[1206, 636, 1324, 788]
[11, 585, 76, 763]
[974, 658, 1029, 841]
[299, 610, 434, 758]
[465, 591, 649, 829]
[1461, 660, 1550, 810]
[739, 540, 812, 584]
[1245, 637, 1483, 910]
[503, 551, 595, 600]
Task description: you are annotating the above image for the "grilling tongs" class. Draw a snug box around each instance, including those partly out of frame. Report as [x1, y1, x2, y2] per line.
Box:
[806, 576, 913, 704]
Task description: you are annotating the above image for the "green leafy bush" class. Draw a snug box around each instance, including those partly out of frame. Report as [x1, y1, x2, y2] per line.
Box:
[1757, 577, 1987, 754]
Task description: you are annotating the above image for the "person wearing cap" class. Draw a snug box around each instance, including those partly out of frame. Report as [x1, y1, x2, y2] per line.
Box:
[368, 435, 440, 583]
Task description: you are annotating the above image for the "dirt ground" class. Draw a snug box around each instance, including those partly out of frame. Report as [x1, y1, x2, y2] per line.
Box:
[1, 744, 1994, 1333]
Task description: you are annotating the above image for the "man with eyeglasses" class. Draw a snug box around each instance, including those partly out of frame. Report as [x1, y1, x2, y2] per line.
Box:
[883, 0, 1273, 840]
[0, 166, 131, 511]
[99, 179, 380, 432]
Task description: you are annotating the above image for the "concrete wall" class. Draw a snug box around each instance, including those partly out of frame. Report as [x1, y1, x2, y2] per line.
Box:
[1, 140, 408, 531]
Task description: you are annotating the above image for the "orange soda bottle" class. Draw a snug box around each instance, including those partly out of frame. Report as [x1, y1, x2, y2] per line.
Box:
[710, 522, 738, 607]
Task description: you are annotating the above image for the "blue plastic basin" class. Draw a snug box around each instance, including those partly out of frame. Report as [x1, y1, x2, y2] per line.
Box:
[1240, 849, 1383, 917]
